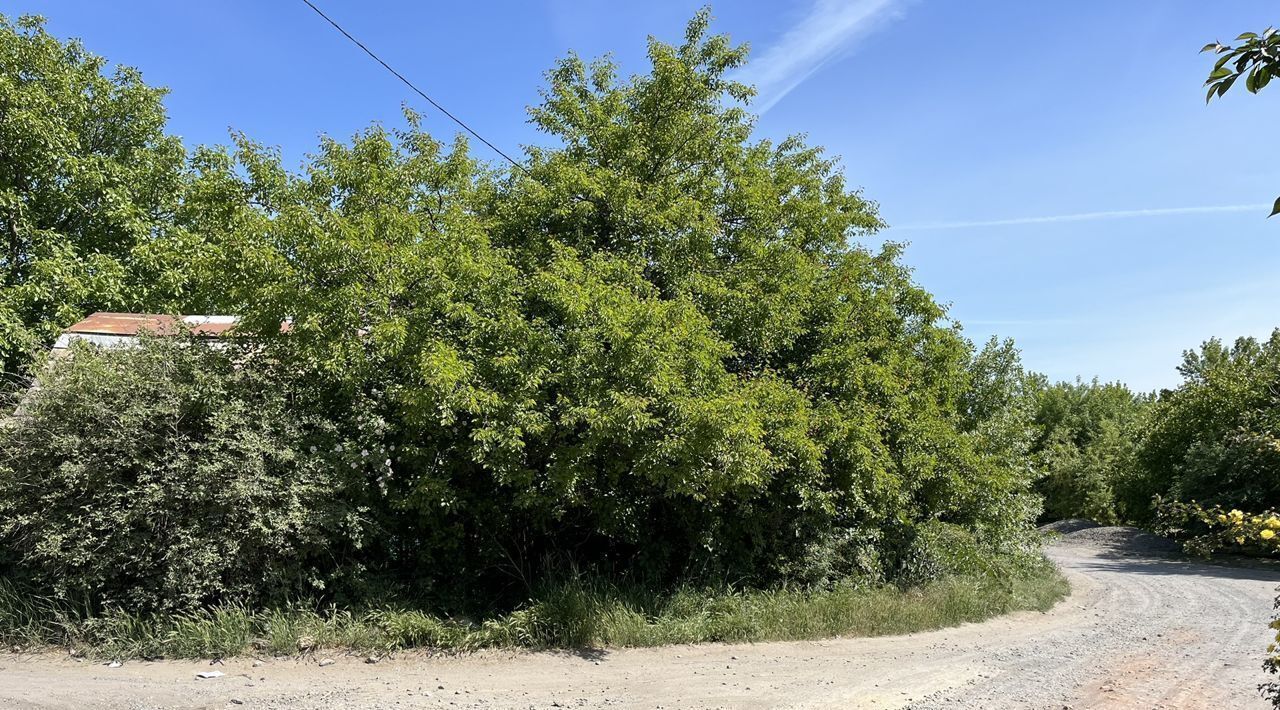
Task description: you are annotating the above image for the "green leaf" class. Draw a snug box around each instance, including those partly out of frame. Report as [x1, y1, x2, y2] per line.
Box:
[1237, 32, 1259, 41]
[1208, 67, 1233, 81]
[1201, 42, 1221, 53]
[1270, 196, 1280, 218]
[1257, 67, 1272, 91]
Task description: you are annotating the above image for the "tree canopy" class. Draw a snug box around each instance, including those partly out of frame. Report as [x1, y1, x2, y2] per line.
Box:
[0, 15, 190, 375]
[0, 11, 1043, 610]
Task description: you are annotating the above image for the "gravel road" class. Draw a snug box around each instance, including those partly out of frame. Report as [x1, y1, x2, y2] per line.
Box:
[3, 528, 1279, 709]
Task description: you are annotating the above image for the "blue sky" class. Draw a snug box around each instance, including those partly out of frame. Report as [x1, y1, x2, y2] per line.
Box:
[13, 0, 1280, 391]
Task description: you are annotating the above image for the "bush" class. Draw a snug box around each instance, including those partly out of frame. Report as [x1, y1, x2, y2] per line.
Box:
[1138, 332, 1280, 517]
[0, 338, 365, 612]
[1266, 598, 1280, 707]
[169, 13, 1043, 600]
[1029, 379, 1149, 524]
[0, 11, 1047, 618]
[1153, 499, 1280, 558]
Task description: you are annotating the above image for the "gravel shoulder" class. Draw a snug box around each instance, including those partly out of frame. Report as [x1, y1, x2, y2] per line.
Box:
[4, 529, 1279, 709]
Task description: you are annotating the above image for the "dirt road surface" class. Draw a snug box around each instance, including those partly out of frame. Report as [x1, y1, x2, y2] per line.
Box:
[3, 529, 1279, 709]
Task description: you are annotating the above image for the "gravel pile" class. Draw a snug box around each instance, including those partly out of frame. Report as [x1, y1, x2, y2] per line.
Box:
[1038, 518, 1101, 535]
[1057, 525, 1181, 556]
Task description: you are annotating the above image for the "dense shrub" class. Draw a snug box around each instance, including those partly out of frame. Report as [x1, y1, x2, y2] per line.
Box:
[0, 11, 1046, 614]
[1041, 332, 1280, 528]
[0, 339, 366, 612]
[1139, 331, 1280, 516]
[167, 13, 1042, 599]
[1153, 500, 1280, 557]
[1029, 379, 1150, 523]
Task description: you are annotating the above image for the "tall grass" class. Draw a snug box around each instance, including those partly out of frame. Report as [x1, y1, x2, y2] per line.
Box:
[0, 564, 1067, 659]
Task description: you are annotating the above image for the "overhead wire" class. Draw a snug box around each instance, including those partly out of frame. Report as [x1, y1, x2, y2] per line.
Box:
[297, 0, 530, 175]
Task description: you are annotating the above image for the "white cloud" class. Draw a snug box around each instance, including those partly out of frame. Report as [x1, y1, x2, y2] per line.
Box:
[737, 0, 907, 114]
[890, 204, 1271, 231]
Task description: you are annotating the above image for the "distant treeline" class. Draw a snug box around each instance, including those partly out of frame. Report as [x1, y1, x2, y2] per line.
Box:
[1027, 330, 1280, 526]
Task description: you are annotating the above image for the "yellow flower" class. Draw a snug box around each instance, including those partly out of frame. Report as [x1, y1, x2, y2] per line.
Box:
[1262, 529, 1275, 540]
[1218, 514, 1230, 524]
[1230, 509, 1245, 522]
[1236, 536, 1246, 545]
[1266, 517, 1280, 530]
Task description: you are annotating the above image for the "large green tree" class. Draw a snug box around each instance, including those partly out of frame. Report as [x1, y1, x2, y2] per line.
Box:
[174, 11, 1041, 596]
[0, 15, 189, 375]
[0, 10, 1046, 611]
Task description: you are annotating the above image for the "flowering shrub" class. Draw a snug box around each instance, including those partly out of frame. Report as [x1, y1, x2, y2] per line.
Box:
[1155, 499, 1280, 557]
[1155, 499, 1280, 705]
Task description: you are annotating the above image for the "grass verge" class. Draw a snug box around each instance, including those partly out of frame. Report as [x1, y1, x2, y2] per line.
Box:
[0, 563, 1068, 660]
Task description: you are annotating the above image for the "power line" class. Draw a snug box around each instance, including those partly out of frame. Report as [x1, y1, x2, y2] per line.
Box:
[297, 0, 528, 174]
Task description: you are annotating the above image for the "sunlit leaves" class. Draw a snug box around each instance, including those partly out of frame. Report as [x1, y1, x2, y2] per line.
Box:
[1200, 26, 1280, 217]
[0, 14, 189, 374]
[1, 9, 1046, 594]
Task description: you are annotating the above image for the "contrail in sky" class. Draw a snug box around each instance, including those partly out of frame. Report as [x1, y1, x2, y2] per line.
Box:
[737, 0, 907, 114]
[890, 204, 1271, 231]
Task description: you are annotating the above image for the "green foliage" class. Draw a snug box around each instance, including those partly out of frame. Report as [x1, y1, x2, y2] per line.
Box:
[962, 337, 1038, 461]
[1202, 29, 1280, 102]
[1201, 27, 1280, 216]
[1139, 332, 1280, 516]
[0, 15, 191, 375]
[165, 11, 1041, 599]
[0, 338, 367, 613]
[0, 562, 1067, 658]
[0, 10, 1048, 622]
[1029, 379, 1150, 523]
[1267, 594, 1280, 706]
[1153, 500, 1280, 558]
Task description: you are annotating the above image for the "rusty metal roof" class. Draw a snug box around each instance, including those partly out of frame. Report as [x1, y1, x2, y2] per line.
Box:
[63, 312, 239, 338]
[53, 312, 246, 352]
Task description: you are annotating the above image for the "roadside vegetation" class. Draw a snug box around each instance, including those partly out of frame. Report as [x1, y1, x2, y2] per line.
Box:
[0, 7, 1274, 668]
[0, 566, 1066, 659]
[0, 11, 1061, 655]
[1025, 329, 1280, 531]
[1195, 27, 1280, 703]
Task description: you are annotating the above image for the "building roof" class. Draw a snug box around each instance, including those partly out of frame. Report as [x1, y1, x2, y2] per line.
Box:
[53, 312, 241, 351]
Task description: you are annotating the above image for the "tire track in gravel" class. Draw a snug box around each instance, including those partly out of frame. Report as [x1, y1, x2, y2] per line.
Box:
[2, 529, 1278, 709]
[914, 535, 1280, 709]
